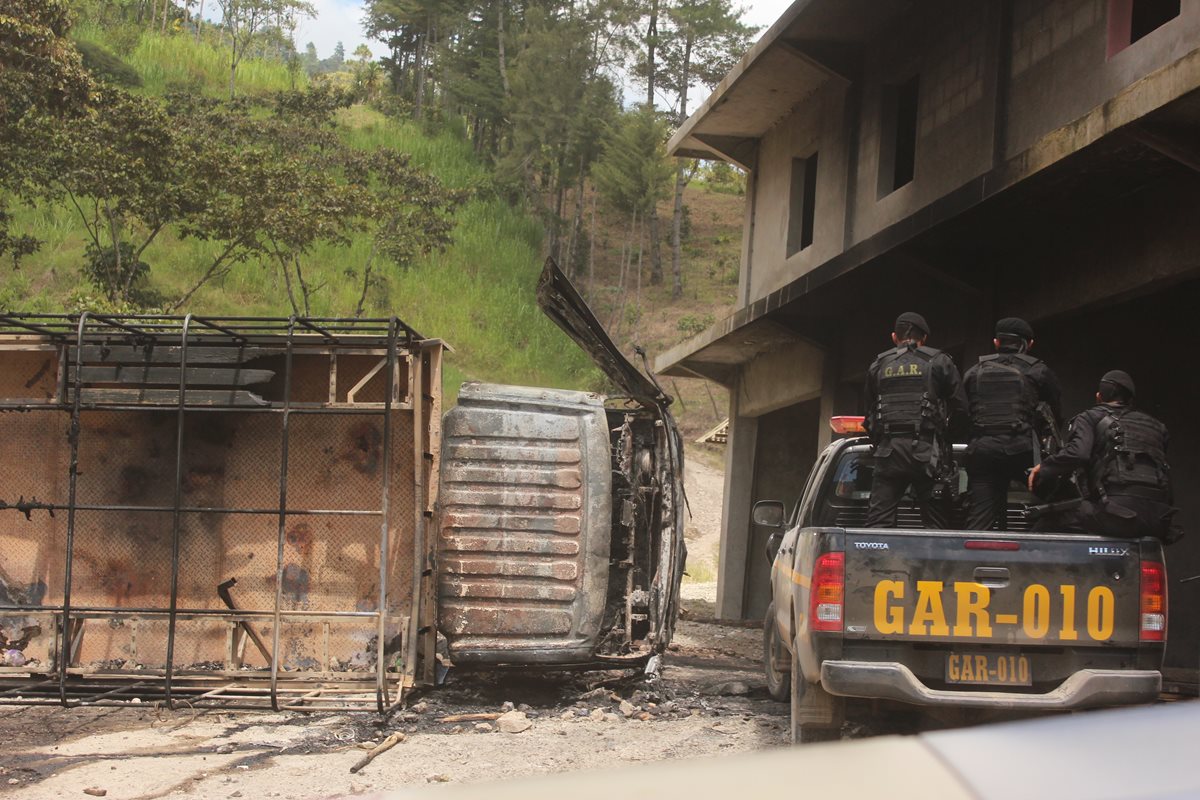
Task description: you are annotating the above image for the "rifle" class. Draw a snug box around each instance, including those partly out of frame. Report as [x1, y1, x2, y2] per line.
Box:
[1024, 403, 1088, 524]
[1032, 402, 1088, 501]
[1024, 496, 1084, 522]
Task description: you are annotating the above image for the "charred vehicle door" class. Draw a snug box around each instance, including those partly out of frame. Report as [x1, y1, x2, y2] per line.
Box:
[437, 260, 686, 667]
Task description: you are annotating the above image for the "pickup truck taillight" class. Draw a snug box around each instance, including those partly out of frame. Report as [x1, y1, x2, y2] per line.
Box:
[1140, 561, 1167, 642]
[810, 552, 845, 632]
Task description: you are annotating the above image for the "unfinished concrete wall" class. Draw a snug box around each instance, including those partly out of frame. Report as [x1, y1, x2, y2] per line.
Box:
[720, 0, 1200, 318]
[715, 341, 825, 620]
[747, 81, 850, 302]
[743, 399, 821, 621]
[849, 0, 997, 246]
[1006, 0, 1200, 157]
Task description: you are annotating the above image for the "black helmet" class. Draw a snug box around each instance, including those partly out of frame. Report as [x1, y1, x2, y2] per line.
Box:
[995, 317, 1034, 340]
[1099, 369, 1136, 397]
[895, 312, 929, 337]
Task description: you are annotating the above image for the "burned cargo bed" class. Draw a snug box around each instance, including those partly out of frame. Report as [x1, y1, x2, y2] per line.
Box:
[0, 314, 442, 711]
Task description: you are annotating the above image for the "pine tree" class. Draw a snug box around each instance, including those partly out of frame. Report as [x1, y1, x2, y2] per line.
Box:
[661, 0, 755, 297]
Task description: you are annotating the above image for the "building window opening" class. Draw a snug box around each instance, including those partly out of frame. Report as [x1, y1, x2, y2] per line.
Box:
[878, 75, 919, 198]
[1109, 0, 1180, 56]
[787, 152, 818, 256]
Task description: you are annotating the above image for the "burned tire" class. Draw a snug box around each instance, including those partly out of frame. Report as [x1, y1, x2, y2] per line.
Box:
[763, 601, 790, 702]
[789, 647, 844, 745]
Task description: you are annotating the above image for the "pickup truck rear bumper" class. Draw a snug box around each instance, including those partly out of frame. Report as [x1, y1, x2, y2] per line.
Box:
[820, 661, 1161, 710]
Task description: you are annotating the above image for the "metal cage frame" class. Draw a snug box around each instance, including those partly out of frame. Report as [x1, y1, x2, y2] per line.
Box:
[0, 314, 439, 712]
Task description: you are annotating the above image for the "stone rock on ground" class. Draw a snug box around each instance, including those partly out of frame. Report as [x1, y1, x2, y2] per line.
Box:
[497, 711, 532, 734]
[707, 680, 751, 696]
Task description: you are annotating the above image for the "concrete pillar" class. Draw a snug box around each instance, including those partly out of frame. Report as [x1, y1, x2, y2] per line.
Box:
[817, 346, 841, 451]
[716, 375, 757, 620]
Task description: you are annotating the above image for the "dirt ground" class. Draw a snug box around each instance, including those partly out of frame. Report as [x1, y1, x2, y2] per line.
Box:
[0, 615, 787, 800]
[0, 460, 795, 800]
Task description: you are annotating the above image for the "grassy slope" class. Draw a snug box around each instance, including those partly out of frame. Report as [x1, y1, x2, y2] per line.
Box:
[8, 25, 744, 444]
[5, 28, 599, 399]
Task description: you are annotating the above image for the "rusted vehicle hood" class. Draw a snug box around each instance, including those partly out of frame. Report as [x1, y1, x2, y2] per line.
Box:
[536, 259, 667, 407]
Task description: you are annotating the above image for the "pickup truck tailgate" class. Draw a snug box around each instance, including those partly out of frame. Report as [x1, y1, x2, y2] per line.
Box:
[842, 531, 1144, 647]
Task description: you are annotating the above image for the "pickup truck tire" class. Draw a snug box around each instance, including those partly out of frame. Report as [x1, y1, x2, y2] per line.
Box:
[790, 647, 844, 745]
[762, 602, 790, 702]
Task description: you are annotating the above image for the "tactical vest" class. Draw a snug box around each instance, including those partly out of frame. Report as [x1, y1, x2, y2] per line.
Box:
[970, 353, 1040, 437]
[869, 345, 943, 438]
[1090, 408, 1170, 500]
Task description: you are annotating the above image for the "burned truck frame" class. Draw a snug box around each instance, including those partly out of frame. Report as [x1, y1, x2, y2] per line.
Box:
[0, 262, 686, 711]
[0, 314, 442, 711]
[437, 262, 686, 668]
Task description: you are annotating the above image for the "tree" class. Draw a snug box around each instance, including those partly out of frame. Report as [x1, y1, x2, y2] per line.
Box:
[364, 0, 450, 120]
[593, 105, 672, 329]
[352, 44, 382, 99]
[0, 0, 93, 266]
[213, 0, 313, 98]
[660, 0, 754, 297]
[168, 86, 462, 314]
[622, 0, 669, 286]
[346, 149, 466, 316]
[40, 86, 201, 304]
[593, 106, 673, 227]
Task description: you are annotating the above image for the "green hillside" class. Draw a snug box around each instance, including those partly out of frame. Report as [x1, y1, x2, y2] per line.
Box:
[3, 27, 600, 399]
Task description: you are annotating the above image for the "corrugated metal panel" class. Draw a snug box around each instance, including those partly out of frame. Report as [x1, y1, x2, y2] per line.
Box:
[439, 383, 611, 664]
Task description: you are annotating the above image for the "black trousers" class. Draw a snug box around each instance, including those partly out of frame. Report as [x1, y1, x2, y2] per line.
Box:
[865, 440, 943, 528]
[1035, 495, 1178, 541]
[966, 448, 1035, 531]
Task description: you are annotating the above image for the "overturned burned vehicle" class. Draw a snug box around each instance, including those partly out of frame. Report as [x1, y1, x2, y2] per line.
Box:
[0, 260, 684, 711]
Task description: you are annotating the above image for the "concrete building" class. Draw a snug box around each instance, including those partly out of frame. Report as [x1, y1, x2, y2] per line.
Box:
[658, 0, 1200, 672]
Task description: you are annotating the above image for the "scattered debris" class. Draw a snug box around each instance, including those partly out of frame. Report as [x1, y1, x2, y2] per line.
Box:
[410, 701, 429, 714]
[473, 723, 494, 733]
[83, 789, 107, 797]
[427, 774, 451, 783]
[348, 731, 406, 774]
[438, 712, 501, 724]
[619, 700, 636, 718]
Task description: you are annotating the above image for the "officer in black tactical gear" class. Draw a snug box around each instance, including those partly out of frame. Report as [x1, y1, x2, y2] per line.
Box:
[1028, 370, 1178, 541]
[863, 312, 968, 528]
[963, 317, 1061, 530]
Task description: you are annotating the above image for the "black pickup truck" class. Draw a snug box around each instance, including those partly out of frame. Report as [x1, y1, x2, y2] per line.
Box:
[757, 421, 1167, 743]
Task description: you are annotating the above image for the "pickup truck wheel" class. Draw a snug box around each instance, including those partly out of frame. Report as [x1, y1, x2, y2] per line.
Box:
[790, 647, 844, 745]
[762, 602, 790, 702]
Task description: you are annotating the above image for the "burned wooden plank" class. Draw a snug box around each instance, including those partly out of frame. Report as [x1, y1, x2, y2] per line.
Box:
[70, 345, 272, 365]
[69, 366, 275, 386]
[68, 388, 270, 406]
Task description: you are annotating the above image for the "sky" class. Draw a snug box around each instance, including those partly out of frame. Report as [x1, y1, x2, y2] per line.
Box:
[296, 0, 796, 67]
